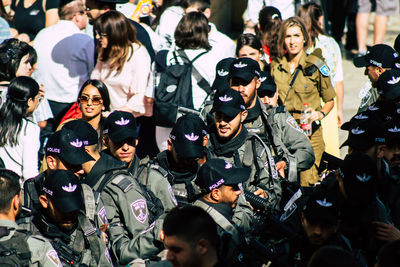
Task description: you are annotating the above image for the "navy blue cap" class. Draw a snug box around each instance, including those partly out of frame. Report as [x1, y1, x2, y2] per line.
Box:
[103, 111, 138, 143]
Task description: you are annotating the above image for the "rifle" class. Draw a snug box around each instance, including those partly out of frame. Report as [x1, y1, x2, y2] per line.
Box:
[51, 238, 82, 266]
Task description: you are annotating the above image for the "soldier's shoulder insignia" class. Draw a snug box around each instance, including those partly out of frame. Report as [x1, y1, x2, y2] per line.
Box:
[319, 64, 330, 77]
[286, 116, 302, 132]
[46, 249, 62, 267]
[130, 199, 148, 224]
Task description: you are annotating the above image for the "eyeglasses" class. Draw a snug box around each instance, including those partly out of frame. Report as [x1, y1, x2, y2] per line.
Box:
[94, 30, 107, 38]
[79, 95, 103, 105]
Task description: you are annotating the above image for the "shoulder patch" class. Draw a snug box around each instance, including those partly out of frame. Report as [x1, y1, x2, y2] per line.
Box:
[286, 116, 302, 132]
[130, 199, 148, 223]
[46, 249, 62, 267]
[319, 64, 330, 76]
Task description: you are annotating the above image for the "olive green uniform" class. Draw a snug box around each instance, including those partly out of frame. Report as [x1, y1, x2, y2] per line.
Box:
[0, 219, 62, 267]
[271, 49, 336, 186]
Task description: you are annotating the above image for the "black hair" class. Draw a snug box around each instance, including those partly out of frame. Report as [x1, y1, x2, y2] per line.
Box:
[0, 76, 39, 146]
[0, 39, 35, 81]
[174, 12, 211, 50]
[377, 240, 400, 267]
[257, 6, 282, 61]
[0, 169, 21, 213]
[163, 206, 219, 248]
[182, 0, 210, 11]
[235, 33, 263, 57]
[308, 246, 361, 267]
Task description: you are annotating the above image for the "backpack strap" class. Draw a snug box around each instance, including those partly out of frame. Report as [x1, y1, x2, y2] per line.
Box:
[176, 49, 212, 95]
[81, 184, 96, 221]
[194, 200, 241, 245]
[77, 213, 101, 264]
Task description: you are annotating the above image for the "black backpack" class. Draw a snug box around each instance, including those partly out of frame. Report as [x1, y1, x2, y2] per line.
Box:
[154, 49, 212, 127]
[0, 227, 31, 267]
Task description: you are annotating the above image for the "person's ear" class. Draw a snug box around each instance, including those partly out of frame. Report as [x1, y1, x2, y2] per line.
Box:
[377, 144, 386, 159]
[135, 139, 139, 147]
[202, 135, 208, 147]
[240, 110, 248, 122]
[39, 195, 49, 209]
[46, 155, 57, 170]
[211, 188, 221, 201]
[203, 8, 211, 19]
[167, 138, 173, 151]
[12, 192, 21, 212]
[255, 78, 261, 89]
[196, 238, 209, 255]
[103, 136, 109, 148]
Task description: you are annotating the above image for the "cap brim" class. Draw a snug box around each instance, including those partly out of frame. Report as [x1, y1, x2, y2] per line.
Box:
[353, 55, 369, 68]
[174, 142, 204, 159]
[340, 121, 352, 131]
[108, 129, 138, 144]
[53, 197, 84, 213]
[229, 72, 254, 84]
[62, 151, 94, 166]
[212, 78, 230, 93]
[225, 167, 251, 185]
[211, 106, 241, 118]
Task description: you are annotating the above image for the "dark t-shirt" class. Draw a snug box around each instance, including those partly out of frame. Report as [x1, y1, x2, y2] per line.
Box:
[10, 0, 59, 40]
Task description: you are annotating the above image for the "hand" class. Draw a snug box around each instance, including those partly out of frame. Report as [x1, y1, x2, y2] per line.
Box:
[39, 84, 45, 102]
[254, 188, 267, 199]
[275, 161, 286, 178]
[337, 110, 343, 127]
[304, 107, 324, 122]
[373, 221, 400, 242]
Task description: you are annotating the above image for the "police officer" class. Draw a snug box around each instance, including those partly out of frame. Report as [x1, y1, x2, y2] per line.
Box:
[353, 44, 399, 113]
[0, 169, 62, 267]
[194, 158, 250, 264]
[285, 192, 353, 266]
[271, 17, 336, 186]
[100, 111, 165, 264]
[23, 128, 95, 217]
[207, 89, 282, 210]
[31, 170, 112, 266]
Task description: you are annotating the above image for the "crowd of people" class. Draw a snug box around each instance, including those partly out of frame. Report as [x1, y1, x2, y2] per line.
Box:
[0, 0, 399, 266]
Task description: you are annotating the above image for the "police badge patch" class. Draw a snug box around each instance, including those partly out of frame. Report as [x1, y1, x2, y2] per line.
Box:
[286, 116, 302, 133]
[130, 199, 148, 223]
[47, 249, 62, 267]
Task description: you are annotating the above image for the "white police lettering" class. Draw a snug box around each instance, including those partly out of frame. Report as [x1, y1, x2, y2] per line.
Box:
[370, 60, 382, 67]
[387, 76, 400, 85]
[103, 129, 109, 134]
[351, 127, 365, 135]
[83, 140, 89, 146]
[217, 69, 229, 77]
[354, 114, 368, 120]
[225, 162, 233, 169]
[396, 63, 400, 69]
[316, 198, 333, 207]
[388, 126, 400, 133]
[394, 52, 398, 58]
[219, 95, 232, 102]
[43, 187, 53, 196]
[240, 105, 246, 110]
[115, 117, 130, 126]
[234, 62, 247, 68]
[356, 173, 371, 182]
[209, 179, 224, 191]
[259, 76, 266, 82]
[70, 139, 83, 148]
[47, 147, 60, 153]
[46, 249, 62, 267]
[130, 199, 148, 223]
[375, 137, 385, 143]
[255, 70, 260, 76]
[169, 134, 176, 140]
[202, 129, 208, 136]
[62, 183, 77, 192]
[185, 133, 199, 142]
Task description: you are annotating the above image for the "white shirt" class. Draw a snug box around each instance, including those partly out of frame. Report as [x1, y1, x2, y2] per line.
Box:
[208, 23, 236, 60]
[32, 20, 94, 103]
[0, 119, 40, 180]
[155, 6, 185, 50]
[245, 0, 295, 23]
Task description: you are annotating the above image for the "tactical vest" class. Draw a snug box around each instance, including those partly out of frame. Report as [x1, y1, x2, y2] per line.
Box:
[138, 157, 200, 206]
[94, 169, 164, 223]
[0, 227, 31, 267]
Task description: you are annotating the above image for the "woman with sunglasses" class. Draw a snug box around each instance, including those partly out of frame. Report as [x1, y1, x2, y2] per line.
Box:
[0, 76, 41, 182]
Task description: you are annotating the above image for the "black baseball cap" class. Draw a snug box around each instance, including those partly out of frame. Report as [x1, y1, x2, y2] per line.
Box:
[103, 111, 138, 143]
[353, 44, 399, 68]
[195, 158, 251, 194]
[228, 57, 261, 84]
[338, 152, 377, 203]
[211, 89, 246, 117]
[212, 57, 235, 92]
[384, 119, 400, 145]
[303, 191, 340, 225]
[42, 170, 84, 213]
[340, 119, 385, 150]
[377, 69, 400, 101]
[257, 71, 276, 96]
[340, 110, 381, 131]
[45, 128, 94, 165]
[169, 114, 207, 159]
[63, 119, 98, 146]
[394, 33, 400, 54]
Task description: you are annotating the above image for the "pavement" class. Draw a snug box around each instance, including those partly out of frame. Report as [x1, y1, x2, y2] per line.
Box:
[339, 14, 400, 158]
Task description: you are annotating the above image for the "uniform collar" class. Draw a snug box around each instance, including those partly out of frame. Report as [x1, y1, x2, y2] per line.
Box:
[277, 51, 307, 72]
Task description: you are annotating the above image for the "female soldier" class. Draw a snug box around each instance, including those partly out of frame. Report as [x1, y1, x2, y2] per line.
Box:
[270, 17, 335, 186]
